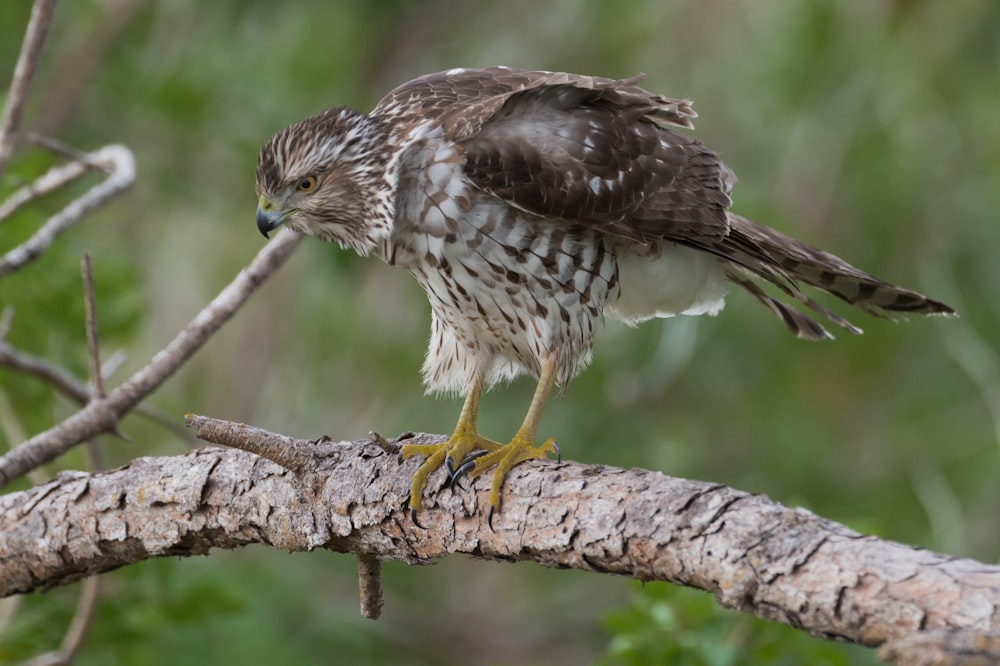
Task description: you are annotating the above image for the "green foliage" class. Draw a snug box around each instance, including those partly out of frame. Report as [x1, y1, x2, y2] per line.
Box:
[601, 583, 871, 666]
[1, 0, 998, 663]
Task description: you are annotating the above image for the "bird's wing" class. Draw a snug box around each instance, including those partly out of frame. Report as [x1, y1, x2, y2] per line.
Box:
[374, 68, 954, 335]
[374, 67, 733, 245]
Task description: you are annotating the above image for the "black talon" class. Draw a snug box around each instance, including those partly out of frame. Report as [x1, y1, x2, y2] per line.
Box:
[446, 455, 472, 488]
[552, 440, 561, 463]
[452, 458, 477, 485]
[410, 507, 423, 528]
[487, 505, 496, 531]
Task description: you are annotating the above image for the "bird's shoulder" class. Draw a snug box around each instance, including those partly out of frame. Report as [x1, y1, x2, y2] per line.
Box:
[372, 66, 695, 141]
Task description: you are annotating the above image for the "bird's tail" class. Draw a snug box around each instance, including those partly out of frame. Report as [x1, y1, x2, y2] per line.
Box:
[717, 214, 954, 340]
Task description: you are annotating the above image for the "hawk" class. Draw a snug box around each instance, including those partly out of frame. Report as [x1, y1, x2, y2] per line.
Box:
[255, 67, 953, 524]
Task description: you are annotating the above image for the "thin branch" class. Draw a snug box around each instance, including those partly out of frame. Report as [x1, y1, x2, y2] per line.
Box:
[27, 132, 110, 172]
[2, 418, 999, 666]
[0, 338, 189, 442]
[31, 0, 142, 138]
[357, 555, 383, 620]
[0, 0, 58, 183]
[0, 154, 92, 224]
[62, 577, 101, 663]
[0, 340, 96, 406]
[0, 230, 303, 487]
[80, 253, 104, 399]
[0, 144, 135, 278]
[0, 307, 14, 342]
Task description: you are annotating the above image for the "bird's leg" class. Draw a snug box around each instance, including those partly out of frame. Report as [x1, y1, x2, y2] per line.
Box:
[400, 373, 499, 517]
[456, 358, 560, 524]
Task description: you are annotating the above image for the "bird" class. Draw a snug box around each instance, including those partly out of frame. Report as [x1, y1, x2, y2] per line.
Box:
[254, 67, 953, 525]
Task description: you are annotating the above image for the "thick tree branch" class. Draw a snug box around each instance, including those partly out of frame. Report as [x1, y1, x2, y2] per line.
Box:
[1, 416, 997, 665]
[0, 231, 302, 487]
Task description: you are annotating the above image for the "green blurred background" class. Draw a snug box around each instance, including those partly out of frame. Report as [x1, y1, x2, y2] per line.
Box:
[1, 1, 998, 663]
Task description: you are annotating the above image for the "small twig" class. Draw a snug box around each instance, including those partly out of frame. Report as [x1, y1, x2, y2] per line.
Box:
[182, 411, 321, 475]
[100, 350, 127, 379]
[80, 253, 104, 400]
[56, 577, 101, 665]
[368, 430, 402, 455]
[0, 596, 21, 644]
[357, 555, 383, 620]
[0, 307, 13, 341]
[0, 339, 189, 442]
[0, 341, 95, 405]
[0, 144, 135, 279]
[0, 0, 58, 183]
[27, 132, 111, 172]
[31, 0, 142, 138]
[0, 231, 303, 487]
[0, 155, 91, 224]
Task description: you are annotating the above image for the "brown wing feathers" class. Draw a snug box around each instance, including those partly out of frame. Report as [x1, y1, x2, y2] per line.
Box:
[459, 80, 733, 245]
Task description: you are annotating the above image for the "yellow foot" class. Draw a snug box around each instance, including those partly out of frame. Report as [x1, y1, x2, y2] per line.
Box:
[454, 433, 560, 527]
[399, 429, 501, 523]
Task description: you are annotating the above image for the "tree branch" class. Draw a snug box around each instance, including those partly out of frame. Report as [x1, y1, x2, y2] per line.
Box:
[0, 0, 58, 183]
[0, 143, 135, 278]
[80, 253, 104, 400]
[2, 415, 997, 664]
[0, 152, 93, 223]
[0, 231, 302, 487]
[0, 335, 189, 442]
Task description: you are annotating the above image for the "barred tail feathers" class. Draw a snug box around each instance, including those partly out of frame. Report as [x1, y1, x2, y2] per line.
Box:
[720, 214, 954, 339]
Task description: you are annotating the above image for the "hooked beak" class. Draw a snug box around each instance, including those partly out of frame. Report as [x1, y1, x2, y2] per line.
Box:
[256, 195, 287, 239]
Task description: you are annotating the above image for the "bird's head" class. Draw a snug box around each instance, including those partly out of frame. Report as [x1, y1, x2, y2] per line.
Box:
[255, 107, 392, 256]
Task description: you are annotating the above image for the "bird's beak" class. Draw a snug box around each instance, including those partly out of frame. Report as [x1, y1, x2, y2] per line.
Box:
[256, 195, 287, 239]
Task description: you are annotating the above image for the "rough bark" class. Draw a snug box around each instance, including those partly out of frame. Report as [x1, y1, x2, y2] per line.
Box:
[1, 416, 998, 664]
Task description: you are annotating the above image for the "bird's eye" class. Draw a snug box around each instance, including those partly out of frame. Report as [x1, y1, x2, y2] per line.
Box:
[296, 175, 317, 192]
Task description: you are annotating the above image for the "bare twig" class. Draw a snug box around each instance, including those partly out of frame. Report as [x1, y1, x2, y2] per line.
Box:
[0, 0, 58, 183]
[358, 555, 383, 620]
[0, 341, 97, 406]
[3, 419, 1000, 666]
[28, 132, 111, 172]
[62, 577, 101, 663]
[0, 144, 135, 278]
[0, 338, 188, 442]
[80, 253, 104, 399]
[0, 595, 20, 645]
[0, 230, 303, 487]
[0, 307, 13, 341]
[32, 0, 142, 138]
[0, 155, 92, 224]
